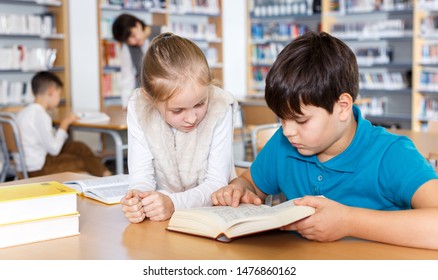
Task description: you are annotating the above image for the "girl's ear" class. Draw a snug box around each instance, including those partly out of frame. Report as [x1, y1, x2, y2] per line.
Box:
[337, 93, 353, 122]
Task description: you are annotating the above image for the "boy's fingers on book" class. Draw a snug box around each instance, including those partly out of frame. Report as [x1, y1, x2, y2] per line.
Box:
[294, 195, 324, 208]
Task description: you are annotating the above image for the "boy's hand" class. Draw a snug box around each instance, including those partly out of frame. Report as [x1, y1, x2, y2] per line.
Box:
[60, 113, 79, 131]
[120, 189, 146, 223]
[211, 183, 262, 207]
[280, 196, 351, 242]
[140, 191, 175, 221]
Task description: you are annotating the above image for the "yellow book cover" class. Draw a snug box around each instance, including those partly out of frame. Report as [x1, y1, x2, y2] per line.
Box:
[0, 181, 77, 202]
[0, 181, 78, 225]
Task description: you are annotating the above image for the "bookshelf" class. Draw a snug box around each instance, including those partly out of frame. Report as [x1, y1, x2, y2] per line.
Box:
[97, 0, 223, 109]
[0, 0, 70, 109]
[321, 0, 414, 129]
[247, 0, 322, 96]
[412, 0, 438, 131]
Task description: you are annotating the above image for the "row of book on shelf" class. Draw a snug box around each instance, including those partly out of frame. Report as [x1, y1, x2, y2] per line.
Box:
[249, 0, 321, 17]
[101, 18, 219, 41]
[420, 70, 438, 91]
[420, 16, 438, 36]
[419, 97, 438, 121]
[0, 80, 34, 106]
[251, 22, 311, 42]
[100, 0, 165, 10]
[101, 0, 220, 14]
[357, 96, 387, 117]
[0, 46, 57, 71]
[421, 44, 438, 64]
[0, 13, 57, 36]
[329, 0, 413, 13]
[330, 19, 413, 40]
[168, 0, 220, 15]
[359, 71, 409, 91]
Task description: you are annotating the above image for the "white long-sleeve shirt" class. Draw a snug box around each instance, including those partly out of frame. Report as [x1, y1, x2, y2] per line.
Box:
[15, 103, 68, 171]
[127, 96, 235, 209]
[120, 42, 149, 108]
[120, 26, 167, 108]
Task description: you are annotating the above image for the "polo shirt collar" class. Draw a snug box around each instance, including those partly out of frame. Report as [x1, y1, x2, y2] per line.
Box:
[287, 105, 371, 172]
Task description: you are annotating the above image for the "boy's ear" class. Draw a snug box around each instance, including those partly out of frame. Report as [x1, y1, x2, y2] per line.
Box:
[337, 93, 353, 121]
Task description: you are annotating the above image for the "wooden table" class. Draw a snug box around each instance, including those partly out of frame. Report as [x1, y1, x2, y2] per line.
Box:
[1, 172, 438, 260]
[51, 106, 128, 174]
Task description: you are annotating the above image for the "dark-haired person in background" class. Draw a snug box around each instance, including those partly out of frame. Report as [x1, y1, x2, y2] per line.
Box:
[112, 14, 163, 108]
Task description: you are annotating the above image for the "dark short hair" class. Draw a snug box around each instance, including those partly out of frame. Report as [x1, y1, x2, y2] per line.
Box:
[31, 71, 63, 96]
[112, 13, 146, 43]
[265, 31, 359, 120]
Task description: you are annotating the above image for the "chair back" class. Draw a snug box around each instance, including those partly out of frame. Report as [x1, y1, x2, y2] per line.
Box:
[241, 105, 278, 127]
[0, 112, 28, 181]
[251, 123, 282, 158]
[428, 120, 438, 134]
[238, 99, 279, 161]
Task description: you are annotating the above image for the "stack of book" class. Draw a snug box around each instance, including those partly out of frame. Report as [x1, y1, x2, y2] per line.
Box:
[0, 181, 79, 248]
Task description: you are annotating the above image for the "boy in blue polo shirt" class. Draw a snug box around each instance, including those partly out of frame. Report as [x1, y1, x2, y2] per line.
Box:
[212, 31, 438, 250]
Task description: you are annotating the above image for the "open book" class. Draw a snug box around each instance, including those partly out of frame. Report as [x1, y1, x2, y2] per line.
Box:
[63, 174, 129, 204]
[167, 199, 315, 242]
[75, 112, 110, 124]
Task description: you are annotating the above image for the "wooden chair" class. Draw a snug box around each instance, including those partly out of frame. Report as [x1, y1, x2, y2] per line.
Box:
[427, 152, 438, 172]
[428, 120, 438, 134]
[0, 112, 28, 181]
[234, 159, 251, 176]
[250, 123, 281, 159]
[239, 99, 278, 161]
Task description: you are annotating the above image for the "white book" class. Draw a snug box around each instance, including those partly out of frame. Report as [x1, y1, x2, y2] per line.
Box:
[0, 214, 79, 249]
[74, 111, 110, 124]
[0, 181, 78, 225]
[168, 199, 315, 242]
[63, 174, 129, 205]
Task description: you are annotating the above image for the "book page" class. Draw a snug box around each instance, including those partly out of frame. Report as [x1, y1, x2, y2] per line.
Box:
[85, 184, 128, 204]
[63, 174, 129, 192]
[201, 204, 270, 225]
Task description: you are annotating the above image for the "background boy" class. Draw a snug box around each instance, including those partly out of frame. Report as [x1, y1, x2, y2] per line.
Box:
[212, 32, 438, 250]
[15, 71, 111, 177]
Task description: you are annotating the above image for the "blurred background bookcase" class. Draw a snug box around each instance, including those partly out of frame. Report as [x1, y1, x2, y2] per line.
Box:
[321, 0, 414, 129]
[245, 0, 438, 131]
[412, 0, 438, 131]
[247, 0, 322, 97]
[97, 0, 223, 109]
[0, 0, 70, 111]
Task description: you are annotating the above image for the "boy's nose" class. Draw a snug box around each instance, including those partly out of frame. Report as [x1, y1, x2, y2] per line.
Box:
[282, 122, 298, 137]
